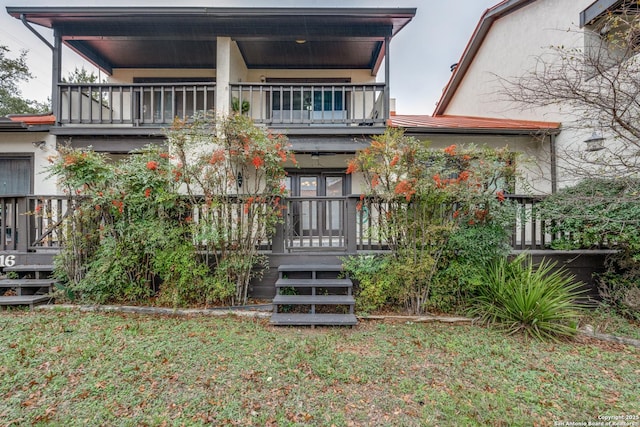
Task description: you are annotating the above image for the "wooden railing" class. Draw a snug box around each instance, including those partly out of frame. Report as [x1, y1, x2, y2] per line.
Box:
[230, 83, 387, 126]
[0, 194, 571, 254]
[58, 82, 216, 125]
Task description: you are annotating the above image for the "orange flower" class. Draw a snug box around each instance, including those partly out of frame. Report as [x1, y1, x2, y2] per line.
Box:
[144, 188, 152, 198]
[433, 174, 444, 189]
[209, 150, 225, 165]
[356, 201, 363, 211]
[35, 204, 42, 213]
[496, 190, 505, 202]
[159, 152, 170, 159]
[444, 145, 457, 156]
[371, 174, 380, 188]
[394, 179, 416, 201]
[453, 210, 460, 218]
[252, 155, 264, 169]
[346, 159, 357, 174]
[146, 160, 158, 171]
[458, 170, 470, 182]
[389, 154, 400, 167]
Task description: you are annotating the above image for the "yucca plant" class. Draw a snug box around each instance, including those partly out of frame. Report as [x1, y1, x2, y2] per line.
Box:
[471, 253, 586, 341]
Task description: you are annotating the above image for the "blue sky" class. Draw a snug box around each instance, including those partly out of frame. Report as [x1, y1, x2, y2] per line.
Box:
[0, 0, 497, 115]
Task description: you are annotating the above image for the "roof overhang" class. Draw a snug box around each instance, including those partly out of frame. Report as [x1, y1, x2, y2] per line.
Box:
[7, 7, 415, 75]
[580, 0, 625, 27]
[389, 114, 561, 136]
[0, 114, 55, 132]
[434, 0, 537, 116]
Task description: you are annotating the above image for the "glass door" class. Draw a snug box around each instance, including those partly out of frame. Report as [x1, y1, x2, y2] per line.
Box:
[285, 172, 348, 249]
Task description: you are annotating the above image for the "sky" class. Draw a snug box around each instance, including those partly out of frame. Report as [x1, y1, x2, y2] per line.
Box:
[0, 0, 498, 115]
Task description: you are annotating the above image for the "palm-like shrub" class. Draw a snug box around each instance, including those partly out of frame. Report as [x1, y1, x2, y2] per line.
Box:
[471, 254, 585, 341]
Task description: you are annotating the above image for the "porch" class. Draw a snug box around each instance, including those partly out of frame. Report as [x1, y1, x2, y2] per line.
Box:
[0, 194, 611, 301]
[0, 194, 552, 255]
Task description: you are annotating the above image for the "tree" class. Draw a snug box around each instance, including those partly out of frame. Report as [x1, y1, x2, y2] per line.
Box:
[0, 45, 49, 116]
[501, 4, 640, 179]
[62, 66, 102, 84]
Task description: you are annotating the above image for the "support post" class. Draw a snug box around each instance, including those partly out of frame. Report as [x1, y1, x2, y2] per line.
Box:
[384, 36, 391, 120]
[346, 196, 358, 254]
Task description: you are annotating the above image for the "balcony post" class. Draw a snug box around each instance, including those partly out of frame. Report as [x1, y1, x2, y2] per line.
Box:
[384, 35, 390, 120]
[346, 196, 358, 254]
[216, 37, 232, 117]
[52, 29, 62, 124]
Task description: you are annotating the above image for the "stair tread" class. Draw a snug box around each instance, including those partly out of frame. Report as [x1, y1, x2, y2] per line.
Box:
[270, 313, 357, 326]
[3, 265, 54, 272]
[276, 278, 352, 288]
[272, 294, 354, 304]
[0, 295, 51, 305]
[278, 264, 343, 272]
[0, 279, 55, 287]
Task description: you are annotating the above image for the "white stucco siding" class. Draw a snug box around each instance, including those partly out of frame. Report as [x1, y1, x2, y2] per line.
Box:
[445, 0, 592, 121]
[441, 0, 597, 191]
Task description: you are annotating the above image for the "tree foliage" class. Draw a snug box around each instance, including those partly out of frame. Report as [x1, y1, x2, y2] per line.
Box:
[0, 45, 49, 116]
[343, 129, 517, 314]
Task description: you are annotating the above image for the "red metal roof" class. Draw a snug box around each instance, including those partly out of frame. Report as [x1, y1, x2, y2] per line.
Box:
[389, 114, 560, 132]
[8, 114, 56, 126]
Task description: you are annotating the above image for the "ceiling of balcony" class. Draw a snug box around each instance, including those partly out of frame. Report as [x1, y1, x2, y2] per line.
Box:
[9, 7, 415, 74]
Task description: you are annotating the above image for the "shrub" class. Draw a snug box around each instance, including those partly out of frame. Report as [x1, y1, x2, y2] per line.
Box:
[342, 255, 398, 314]
[538, 178, 640, 321]
[471, 253, 585, 341]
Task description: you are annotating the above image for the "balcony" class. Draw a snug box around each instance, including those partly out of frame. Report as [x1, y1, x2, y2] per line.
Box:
[58, 82, 216, 126]
[56, 82, 387, 128]
[231, 83, 387, 127]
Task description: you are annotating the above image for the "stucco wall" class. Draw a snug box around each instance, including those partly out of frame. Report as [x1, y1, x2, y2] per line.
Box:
[441, 0, 594, 190]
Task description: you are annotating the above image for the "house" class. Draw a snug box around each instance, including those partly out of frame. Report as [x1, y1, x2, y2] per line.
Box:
[432, 0, 629, 193]
[0, 4, 610, 316]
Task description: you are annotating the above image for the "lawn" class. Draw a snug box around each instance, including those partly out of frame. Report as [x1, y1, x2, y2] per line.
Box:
[0, 310, 638, 426]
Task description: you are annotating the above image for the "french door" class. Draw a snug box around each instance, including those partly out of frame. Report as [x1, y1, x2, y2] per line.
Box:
[285, 172, 349, 248]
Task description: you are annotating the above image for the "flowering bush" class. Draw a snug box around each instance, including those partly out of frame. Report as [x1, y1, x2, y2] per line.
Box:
[168, 113, 294, 305]
[344, 128, 516, 314]
[48, 145, 211, 305]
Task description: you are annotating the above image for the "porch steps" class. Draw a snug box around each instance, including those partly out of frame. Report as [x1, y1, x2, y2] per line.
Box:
[270, 264, 357, 327]
[0, 264, 55, 310]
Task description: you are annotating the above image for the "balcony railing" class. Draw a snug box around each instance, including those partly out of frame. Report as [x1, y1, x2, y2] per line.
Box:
[230, 83, 387, 126]
[58, 83, 216, 126]
[1, 194, 582, 254]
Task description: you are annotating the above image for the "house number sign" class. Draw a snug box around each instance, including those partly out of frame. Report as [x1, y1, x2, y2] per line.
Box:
[0, 254, 16, 267]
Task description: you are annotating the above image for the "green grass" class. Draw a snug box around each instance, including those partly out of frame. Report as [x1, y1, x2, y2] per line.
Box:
[0, 311, 638, 426]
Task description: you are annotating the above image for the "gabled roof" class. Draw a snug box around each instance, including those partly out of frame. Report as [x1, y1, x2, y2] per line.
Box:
[389, 114, 561, 134]
[8, 7, 415, 75]
[433, 0, 538, 116]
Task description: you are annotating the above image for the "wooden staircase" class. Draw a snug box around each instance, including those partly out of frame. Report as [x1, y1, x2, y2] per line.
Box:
[0, 264, 55, 310]
[270, 264, 357, 326]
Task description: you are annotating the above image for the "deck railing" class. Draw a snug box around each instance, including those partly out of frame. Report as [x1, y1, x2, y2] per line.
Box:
[58, 82, 216, 125]
[230, 83, 387, 126]
[0, 194, 577, 254]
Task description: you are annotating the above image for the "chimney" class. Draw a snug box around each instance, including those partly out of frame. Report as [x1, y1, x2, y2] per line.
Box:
[390, 98, 396, 116]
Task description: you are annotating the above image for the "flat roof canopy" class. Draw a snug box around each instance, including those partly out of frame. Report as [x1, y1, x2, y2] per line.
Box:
[8, 7, 415, 74]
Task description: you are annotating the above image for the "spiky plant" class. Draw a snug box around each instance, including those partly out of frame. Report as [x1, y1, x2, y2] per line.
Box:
[471, 253, 585, 341]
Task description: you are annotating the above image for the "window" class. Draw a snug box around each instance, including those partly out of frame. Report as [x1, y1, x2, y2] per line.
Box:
[0, 156, 32, 195]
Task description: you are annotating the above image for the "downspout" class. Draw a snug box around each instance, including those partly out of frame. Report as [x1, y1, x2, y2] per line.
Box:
[550, 133, 558, 194]
[20, 14, 60, 123]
